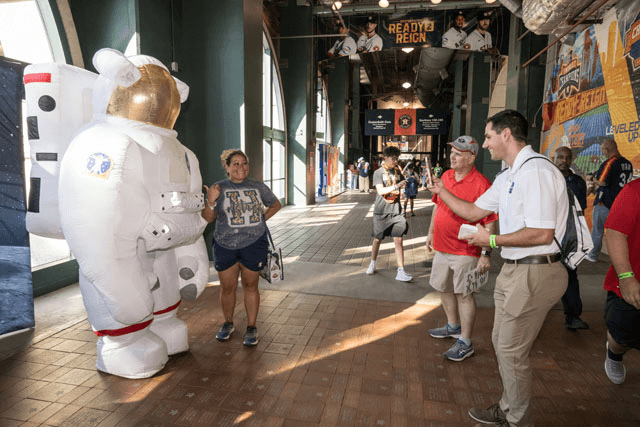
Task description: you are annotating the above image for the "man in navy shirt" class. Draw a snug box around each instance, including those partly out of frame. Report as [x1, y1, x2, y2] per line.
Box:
[585, 139, 633, 262]
[554, 147, 589, 330]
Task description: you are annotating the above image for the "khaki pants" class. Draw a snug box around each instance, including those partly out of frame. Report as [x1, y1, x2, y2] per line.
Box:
[493, 262, 567, 426]
[359, 175, 370, 192]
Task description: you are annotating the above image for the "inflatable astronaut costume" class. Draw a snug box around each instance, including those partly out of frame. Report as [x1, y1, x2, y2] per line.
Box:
[25, 49, 209, 379]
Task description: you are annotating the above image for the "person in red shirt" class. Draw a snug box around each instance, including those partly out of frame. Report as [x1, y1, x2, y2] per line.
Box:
[426, 136, 498, 361]
[602, 177, 640, 384]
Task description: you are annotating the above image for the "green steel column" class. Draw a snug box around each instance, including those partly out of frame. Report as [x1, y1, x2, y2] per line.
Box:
[280, 1, 315, 205]
[349, 62, 361, 166]
[179, 0, 263, 257]
[466, 52, 501, 178]
[328, 56, 348, 170]
[506, 15, 548, 153]
[452, 59, 464, 139]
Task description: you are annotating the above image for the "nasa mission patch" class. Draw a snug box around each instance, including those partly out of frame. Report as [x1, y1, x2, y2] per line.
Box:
[86, 152, 113, 179]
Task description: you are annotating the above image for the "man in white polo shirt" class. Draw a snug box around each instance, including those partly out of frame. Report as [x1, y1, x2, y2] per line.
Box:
[428, 109, 569, 427]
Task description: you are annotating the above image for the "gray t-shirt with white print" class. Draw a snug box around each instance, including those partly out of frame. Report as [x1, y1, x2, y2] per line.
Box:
[213, 179, 278, 249]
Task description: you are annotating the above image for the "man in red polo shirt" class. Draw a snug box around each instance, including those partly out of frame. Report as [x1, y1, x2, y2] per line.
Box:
[426, 136, 498, 361]
[603, 177, 640, 384]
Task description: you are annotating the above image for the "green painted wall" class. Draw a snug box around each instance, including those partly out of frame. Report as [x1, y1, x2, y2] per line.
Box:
[68, 0, 136, 71]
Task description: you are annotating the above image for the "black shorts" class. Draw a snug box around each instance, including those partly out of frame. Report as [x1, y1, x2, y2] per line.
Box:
[372, 213, 408, 240]
[213, 233, 269, 272]
[605, 291, 640, 350]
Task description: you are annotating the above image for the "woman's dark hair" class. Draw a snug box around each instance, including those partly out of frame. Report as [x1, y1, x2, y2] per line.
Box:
[220, 149, 249, 175]
[487, 109, 528, 143]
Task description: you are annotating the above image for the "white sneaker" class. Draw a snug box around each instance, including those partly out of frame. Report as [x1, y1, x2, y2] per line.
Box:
[605, 342, 626, 384]
[395, 269, 412, 282]
[366, 262, 376, 275]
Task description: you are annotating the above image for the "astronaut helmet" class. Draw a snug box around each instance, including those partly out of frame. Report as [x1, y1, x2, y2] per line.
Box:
[92, 48, 189, 129]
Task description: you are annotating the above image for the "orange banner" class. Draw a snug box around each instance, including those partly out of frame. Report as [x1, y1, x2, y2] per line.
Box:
[394, 109, 416, 135]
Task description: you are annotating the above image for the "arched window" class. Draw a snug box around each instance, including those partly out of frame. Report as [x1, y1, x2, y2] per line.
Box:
[262, 27, 286, 202]
[1, 0, 71, 270]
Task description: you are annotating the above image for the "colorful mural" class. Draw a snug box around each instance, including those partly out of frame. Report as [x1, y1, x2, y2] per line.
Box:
[542, 6, 640, 177]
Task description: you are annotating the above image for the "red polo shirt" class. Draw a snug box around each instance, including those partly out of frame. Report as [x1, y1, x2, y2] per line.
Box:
[603, 179, 640, 298]
[432, 167, 498, 257]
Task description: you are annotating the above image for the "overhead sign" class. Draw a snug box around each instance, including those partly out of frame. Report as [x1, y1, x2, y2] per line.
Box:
[365, 109, 394, 135]
[365, 109, 448, 135]
[416, 110, 448, 134]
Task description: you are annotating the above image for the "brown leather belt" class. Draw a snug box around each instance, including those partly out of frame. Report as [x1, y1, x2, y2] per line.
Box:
[504, 254, 561, 265]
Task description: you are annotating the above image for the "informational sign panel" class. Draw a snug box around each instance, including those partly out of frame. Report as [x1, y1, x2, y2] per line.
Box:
[365, 109, 394, 135]
[416, 110, 448, 134]
[365, 109, 448, 136]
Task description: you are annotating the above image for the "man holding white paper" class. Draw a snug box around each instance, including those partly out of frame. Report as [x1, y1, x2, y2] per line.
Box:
[428, 110, 568, 427]
[426, 136, 497, 362]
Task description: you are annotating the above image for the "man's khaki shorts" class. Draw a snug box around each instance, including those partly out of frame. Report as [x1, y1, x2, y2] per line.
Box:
[429, 251, 479, 294]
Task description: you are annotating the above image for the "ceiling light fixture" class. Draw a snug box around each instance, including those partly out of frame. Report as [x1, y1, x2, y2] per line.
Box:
[485, 0, 497, 3]
[332, 1, 342, 10]
[401, 47, 414, 53]
[403, 102, 410, 107]
[430, 0, 442, 4]
[402, 82, 411, 89]
[379, 0, 390, 7]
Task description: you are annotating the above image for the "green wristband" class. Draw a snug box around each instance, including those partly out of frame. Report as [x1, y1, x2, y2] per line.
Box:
[489, 234, 497, 249]
[618, 272, 635, 280]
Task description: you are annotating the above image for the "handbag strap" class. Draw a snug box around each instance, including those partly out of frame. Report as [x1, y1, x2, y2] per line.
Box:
[265, 226, 276, 249]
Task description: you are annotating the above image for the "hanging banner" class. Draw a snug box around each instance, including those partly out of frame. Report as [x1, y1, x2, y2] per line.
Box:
[365, 109, 395, 135]
[317, 8, 511, 62]
[416, 110, 448, 134]
[385, 11, 443, 48]
[365, 109, 447, 135]
[394, 109, 417, 135]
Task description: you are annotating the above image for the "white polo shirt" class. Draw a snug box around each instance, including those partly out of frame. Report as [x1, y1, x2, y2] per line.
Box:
[474, 145, 568, 260]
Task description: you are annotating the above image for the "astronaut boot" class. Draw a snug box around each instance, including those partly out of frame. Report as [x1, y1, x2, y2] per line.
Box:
[149, 311, 189, 355]
[95, 327, 168, 379]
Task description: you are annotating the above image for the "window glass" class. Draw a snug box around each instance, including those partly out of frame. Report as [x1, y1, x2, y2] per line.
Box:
[1, 0, 73, 269]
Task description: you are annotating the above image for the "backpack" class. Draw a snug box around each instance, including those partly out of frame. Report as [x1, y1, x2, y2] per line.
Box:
[405, 176, 418, 197]
[520, 156, 594, 270]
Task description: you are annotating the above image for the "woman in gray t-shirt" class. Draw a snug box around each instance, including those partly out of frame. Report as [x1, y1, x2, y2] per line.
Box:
[202, 149, 281, 346]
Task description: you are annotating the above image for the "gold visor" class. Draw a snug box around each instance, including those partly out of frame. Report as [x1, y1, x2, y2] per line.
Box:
[106, 64, 181, 129]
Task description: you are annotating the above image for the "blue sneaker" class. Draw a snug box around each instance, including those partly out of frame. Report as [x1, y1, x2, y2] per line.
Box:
[429, 324, 461, 339]
[216, 322, 234, 341]
[443, 339, 474, 362]
[243, 326, 259, 346]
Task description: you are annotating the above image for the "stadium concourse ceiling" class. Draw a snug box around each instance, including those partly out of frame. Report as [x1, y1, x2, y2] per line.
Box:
[271, 0, 619, 109]
[311, 0, 502, 109]
[309, 0, 618, 108]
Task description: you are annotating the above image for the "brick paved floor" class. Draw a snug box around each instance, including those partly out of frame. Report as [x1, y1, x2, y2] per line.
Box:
[1, 190, 639, 426]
